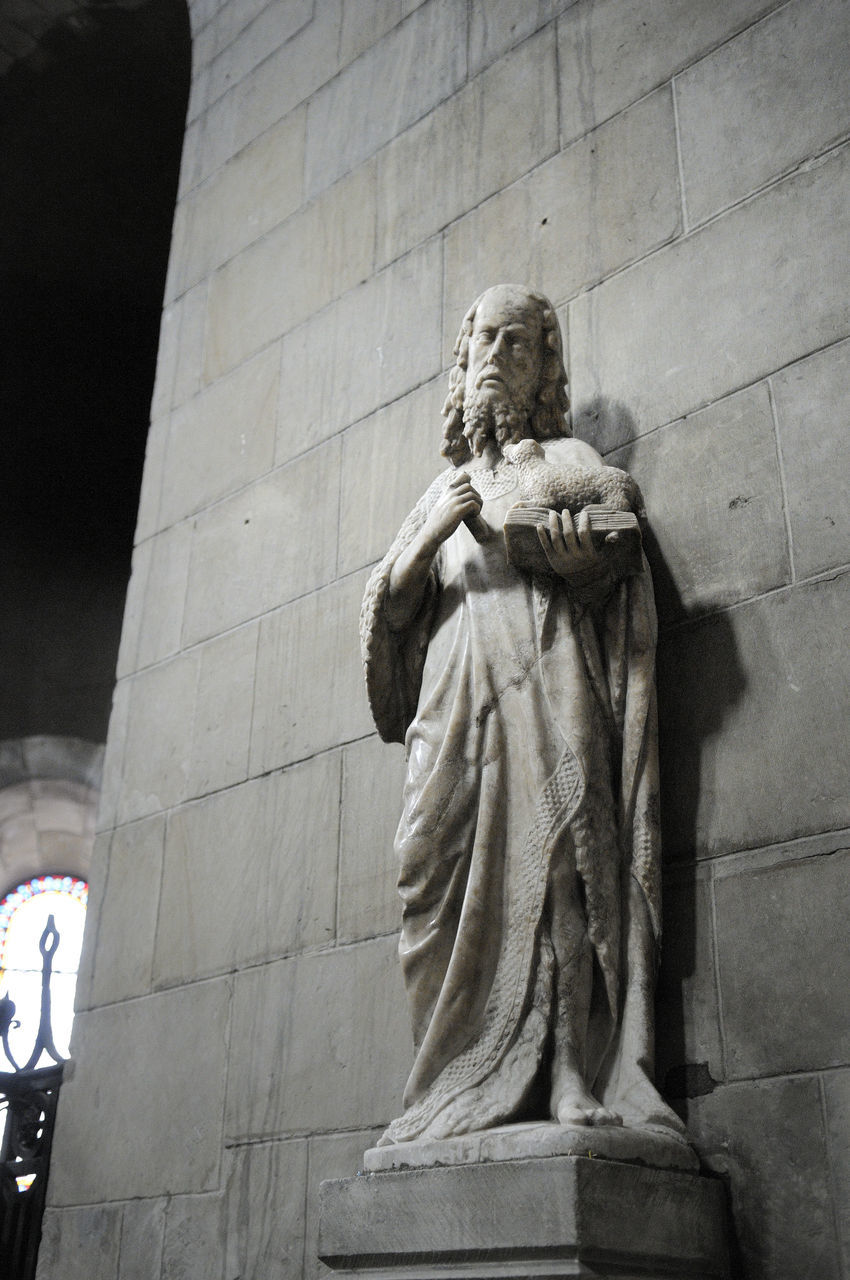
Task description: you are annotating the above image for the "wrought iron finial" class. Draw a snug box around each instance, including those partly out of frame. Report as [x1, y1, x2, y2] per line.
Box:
[0, 992, 20, 1071]
[20, 916, 64, 1072]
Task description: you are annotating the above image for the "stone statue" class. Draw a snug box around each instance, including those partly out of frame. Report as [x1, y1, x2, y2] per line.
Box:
[360, 284, 686, 1152]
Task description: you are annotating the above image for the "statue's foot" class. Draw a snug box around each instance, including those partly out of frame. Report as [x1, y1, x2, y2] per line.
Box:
[552, 1084, 623, 1128]
[611, 1075, 687, 1135]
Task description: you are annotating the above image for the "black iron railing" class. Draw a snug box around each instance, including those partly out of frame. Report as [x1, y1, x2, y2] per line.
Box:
[0, 917, 68, 1280]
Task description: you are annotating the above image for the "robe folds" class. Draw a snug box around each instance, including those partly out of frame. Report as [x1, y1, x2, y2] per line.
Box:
[360, 444, 664, 1144]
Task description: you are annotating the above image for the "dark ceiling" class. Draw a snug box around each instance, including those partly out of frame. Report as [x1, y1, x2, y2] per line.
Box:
[0, 0, 190, 740]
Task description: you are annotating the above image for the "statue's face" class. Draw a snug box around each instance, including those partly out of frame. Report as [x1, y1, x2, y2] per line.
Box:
[464, 288, 544, 413]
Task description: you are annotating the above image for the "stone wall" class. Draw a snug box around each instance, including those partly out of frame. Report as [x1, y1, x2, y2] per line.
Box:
[39, 2, 849, 1277]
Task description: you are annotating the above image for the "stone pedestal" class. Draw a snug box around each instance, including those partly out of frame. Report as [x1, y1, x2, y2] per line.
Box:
[319, 1150, 729, 1280]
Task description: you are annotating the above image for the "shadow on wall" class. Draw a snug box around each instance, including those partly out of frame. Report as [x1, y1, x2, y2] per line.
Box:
[573, 394, 747, 861]
[573, 395, 747, 1116]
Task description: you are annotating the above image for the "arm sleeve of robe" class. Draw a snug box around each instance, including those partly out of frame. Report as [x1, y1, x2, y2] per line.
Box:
[359, 472, 451, 744]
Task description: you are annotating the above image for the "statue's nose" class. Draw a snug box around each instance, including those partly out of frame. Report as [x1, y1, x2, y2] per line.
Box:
[489, 331, 507, 360]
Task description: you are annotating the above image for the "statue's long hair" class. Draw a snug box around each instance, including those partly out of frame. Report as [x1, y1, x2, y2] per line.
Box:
[441, 286, 571, 465]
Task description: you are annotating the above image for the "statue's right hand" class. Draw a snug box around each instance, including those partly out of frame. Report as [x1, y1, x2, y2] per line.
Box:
[422, 472, 483, 547]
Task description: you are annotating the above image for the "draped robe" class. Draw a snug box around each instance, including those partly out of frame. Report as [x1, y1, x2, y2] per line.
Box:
[360, 442, 665, 1144]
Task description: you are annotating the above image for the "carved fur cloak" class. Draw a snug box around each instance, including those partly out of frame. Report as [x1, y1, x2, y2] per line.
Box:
[360, 445, 664, 1143]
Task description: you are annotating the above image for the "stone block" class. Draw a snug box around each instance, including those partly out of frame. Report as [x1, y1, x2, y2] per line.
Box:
[229, 0, 343, 146]
[154, 755, 339, 985]
[687, 1076, 840, 1280]
[187, 85, 245, 197]
[304, 0, 467, 198]
[714, 848, 850, 1079]
[161, 345, 279, 529]
[306, 1130, 385, 1280]
[443, 87, 680, 353]
[115, 539, 152, 679]
[95, 676, 130, 833]
[824, 1069, 850, 1278]
[771, 337, 850, 580]
[557, 0, 778, 147]
[469, 0, 566, 75]
[570, 143, 850, 434]
[337, 376, 445, 577]
[204, 0, 313, 108]
[0, 794, 36, 885]
[376, 27, 559, 268]
[320, 1157, 729, 1278]
[191, 1, 343, 188]
[185, 59, 210, 126]
[204, 161, 375, 381]
[193, 9, 218, 54]
[116, 652, 198, 824]
[677, 0, 850, 225]
[250, 573, 374, 773]
[37, 829, 91, 879]
[0, 738, 102, 791]
[657, 571, 850, 858]
[205, 0, 290, 63]
[187, 21, 222, 76]
[29, 777, 96, 834]
[655, 868, 723, 1092]
[186, 622, 257, 799]
[88, 814, 165, 1006]
[188, 0, 221, 41]
[338, 735, 406, 943]
[161, 1193, 225, 1280]
[363, 1122, 697, 1174]
[49, 979, 230, 1202]
[705, 825, 850, 880]
[163, 195, 192, 307]
[149, 300, 181, 421]
[36, 1205, 122, 1280]
[338, 0, 424, 67]
[609, 383, 789, 622]
[116, 523, 193, 676]
[118, 1199, 167, 1280]
[0, 774, 79, 835]
[224, 1139, 309, 1280]
[182, 440, 340, 644]
[133, 413, 169, 544]
[177, 114, 204, 197]
[225, 936, 411, 1139]
[0, 782, 28, 829]
[176, 106, 306, 294]
[170, 279, 208, 412]
[276, 238, 443, 459]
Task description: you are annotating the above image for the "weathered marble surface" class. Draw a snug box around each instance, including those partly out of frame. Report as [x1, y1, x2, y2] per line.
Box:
[320, 1155, 728, 1279]
[363, 1119, 697, 1174]
[361, 285, 684, 1152]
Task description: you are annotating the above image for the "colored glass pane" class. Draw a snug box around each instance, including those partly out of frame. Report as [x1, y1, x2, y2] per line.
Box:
[0, 876, 88, 1069]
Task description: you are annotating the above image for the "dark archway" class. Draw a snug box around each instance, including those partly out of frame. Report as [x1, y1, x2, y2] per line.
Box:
[0, 0, 190, 743]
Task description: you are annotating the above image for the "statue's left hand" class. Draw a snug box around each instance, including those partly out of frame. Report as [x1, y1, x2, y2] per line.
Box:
[537, 508, 605, 579]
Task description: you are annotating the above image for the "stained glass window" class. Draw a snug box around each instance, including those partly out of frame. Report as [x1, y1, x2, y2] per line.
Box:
[0, 875, 88, 1071]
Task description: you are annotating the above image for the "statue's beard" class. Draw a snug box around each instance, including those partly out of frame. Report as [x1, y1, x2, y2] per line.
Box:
[462, 386, 532, 456]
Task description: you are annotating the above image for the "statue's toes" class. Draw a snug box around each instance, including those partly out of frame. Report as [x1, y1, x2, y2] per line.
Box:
[555, 1102, 593, 1127]
[588, 1106, 623, 1127]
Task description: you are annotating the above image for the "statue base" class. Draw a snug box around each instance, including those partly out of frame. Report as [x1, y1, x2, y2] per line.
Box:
[362, 1119, 699, 1173]
[319, 1143, 729, 1279]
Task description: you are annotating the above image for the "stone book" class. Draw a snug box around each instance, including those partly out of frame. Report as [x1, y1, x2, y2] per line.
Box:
[503, 503, 643, 578]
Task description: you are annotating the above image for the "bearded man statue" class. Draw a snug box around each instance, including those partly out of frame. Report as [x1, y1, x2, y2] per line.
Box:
[360, 284, 686, 1151]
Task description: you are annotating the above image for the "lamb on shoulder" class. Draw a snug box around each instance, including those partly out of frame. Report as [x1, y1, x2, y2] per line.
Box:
[502, 438, 645, 523]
